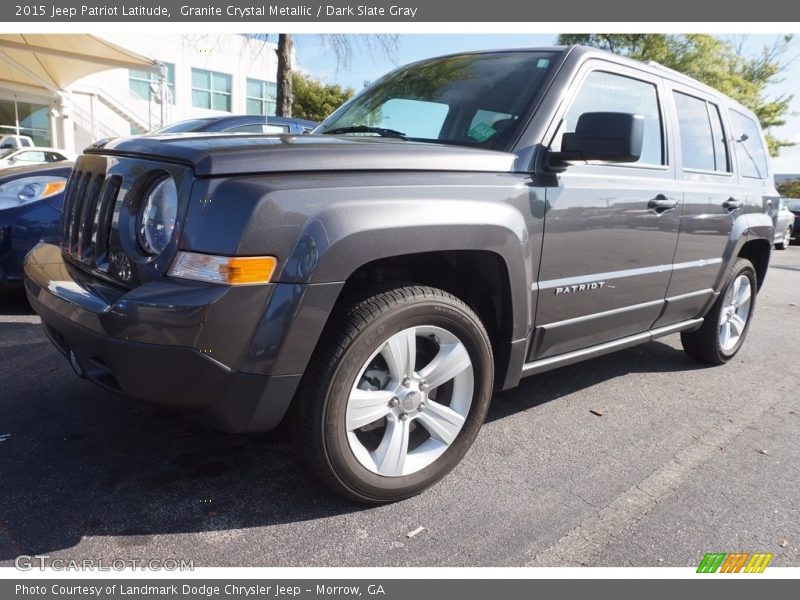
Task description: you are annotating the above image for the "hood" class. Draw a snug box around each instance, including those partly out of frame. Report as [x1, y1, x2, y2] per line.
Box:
[0, 160, 74, 183]
[84, 134, 518, 177]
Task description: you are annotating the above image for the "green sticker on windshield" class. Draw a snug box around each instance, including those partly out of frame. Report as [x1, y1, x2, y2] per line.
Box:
[468, 122, 497, 143]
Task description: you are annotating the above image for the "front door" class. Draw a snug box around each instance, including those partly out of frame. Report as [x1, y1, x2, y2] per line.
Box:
[530, 64, 681, 360]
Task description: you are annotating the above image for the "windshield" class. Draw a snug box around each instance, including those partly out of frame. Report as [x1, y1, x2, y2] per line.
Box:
[317, 51, 558, 150]
[153, 118, 218, 133]
[786, 199, 800, 211]
[0, 148, 16, 159]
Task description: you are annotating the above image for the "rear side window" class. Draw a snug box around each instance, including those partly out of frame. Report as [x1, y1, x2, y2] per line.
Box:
[17, 151, 45, 163]
[557, 71, 663, 165]
[673, 92, 730, 173]
[226, 124, 290, 134]
[729, 110, 769, 179]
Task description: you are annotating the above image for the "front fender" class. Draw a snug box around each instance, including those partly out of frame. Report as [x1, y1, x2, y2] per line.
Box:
[282, 196, 532, 342]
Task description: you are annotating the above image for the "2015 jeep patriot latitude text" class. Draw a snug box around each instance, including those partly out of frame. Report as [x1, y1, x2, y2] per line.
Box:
[25, 47, 776, 502]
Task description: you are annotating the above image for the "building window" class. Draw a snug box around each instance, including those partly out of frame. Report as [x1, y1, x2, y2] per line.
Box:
[246, 78, 277, 116]
[0, 99, 51, 146]
[129, 63, 175, 104]
[192, 68, 232, 112]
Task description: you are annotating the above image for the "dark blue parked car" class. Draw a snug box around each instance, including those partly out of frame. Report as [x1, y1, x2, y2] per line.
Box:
[0, 161, 72, 287]
[152, 115, 318, 135]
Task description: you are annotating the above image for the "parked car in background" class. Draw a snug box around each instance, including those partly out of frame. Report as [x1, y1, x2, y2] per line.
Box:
[782, 198, 800, 245]
[152, 115, 318, 135]
[0, 147, 73, 170]
[0, 161, 72, 287]
[773, 198, 795, 249]
[0, 134, 35, 149]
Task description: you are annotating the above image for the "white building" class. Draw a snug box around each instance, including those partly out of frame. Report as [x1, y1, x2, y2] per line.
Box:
[0, 34, 280, 154]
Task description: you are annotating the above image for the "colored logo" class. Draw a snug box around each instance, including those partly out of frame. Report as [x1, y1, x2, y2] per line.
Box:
[697, 552, 773, 573]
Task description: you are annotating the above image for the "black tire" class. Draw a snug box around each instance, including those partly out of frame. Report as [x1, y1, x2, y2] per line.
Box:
[680, 258, 757, 365]
[292, 285, 494, 503]
[775, 227, 791, 250]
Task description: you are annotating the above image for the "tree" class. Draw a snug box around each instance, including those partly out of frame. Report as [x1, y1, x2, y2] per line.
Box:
[777, 179, 800, 198]
[557, 34, 795, 156]
[275, 34, 398, 117]
[291, 72, 354, 122]
[275, 34, 293, 117]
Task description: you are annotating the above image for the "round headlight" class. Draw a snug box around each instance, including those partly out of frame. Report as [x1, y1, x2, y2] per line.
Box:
[137, 176, 178, 255]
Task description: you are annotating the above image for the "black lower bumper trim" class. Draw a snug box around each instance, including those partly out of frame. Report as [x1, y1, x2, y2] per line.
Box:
[30, 290, 300, 434]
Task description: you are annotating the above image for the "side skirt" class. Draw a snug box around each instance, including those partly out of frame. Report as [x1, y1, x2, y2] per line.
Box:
[520, 318, 703, 378]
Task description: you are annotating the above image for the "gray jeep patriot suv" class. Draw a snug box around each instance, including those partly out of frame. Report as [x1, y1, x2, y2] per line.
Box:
[25, 46, 776, 502]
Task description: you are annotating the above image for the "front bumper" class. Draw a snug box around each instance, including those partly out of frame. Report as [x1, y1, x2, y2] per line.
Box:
[24, 244, 341, 433]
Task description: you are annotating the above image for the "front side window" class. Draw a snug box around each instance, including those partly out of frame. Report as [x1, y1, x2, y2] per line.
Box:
[246, 79, 278, 116]
[553, 70, 664, 165]
[192, 68, 232, 112]
[729, 110, 769, 179]
[317, 51, 557, 149]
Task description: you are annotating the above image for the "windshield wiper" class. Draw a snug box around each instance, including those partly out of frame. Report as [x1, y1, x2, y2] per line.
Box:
[322, 125, 408, 139]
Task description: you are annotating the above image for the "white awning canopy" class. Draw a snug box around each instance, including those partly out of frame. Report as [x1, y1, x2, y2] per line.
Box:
[0, 34, 157, 93]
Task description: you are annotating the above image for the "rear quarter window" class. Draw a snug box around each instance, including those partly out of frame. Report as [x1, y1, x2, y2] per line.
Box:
[729, 110, 769, 179]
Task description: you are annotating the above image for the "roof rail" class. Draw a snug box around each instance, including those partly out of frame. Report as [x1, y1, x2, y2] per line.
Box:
[646, 60, 689, 79]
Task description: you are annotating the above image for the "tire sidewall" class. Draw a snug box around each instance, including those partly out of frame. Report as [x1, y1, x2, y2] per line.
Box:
[716, 260, 757, 360]
[321, 297, 493, 502]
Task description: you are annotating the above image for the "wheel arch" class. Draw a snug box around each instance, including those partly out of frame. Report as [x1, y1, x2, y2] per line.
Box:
[328, 249, 519, 390]
[737, 238, 771, 291]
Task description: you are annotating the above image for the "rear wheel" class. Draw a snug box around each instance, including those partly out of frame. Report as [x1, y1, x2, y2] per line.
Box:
[293, 285, 494, 503]
[681, 258, 756, 365]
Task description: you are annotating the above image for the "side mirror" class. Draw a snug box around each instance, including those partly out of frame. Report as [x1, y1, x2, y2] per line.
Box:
[549, 112, 644, 167]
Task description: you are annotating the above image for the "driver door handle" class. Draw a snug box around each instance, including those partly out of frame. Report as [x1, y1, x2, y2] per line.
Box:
[723, 197, 743, 211]
[648, 195, 678, 212]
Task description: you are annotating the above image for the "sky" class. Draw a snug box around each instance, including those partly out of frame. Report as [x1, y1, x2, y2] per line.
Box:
[293, 33, 800, 174]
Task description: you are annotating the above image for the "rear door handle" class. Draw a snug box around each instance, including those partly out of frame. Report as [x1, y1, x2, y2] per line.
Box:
[648, 195, 678, 212]
[723, 198, 743, 211]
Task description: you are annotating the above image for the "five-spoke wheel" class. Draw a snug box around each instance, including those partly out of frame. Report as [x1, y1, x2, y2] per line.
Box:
[346, 325, 474, 477]
[717, 274, 751, 353]
[294, 286, 493, 503]
[681, 258, 757, 364]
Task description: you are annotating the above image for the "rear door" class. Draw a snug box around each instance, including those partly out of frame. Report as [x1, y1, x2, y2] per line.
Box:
[530, 62, 681, 360]
[656, 87, 742, 326]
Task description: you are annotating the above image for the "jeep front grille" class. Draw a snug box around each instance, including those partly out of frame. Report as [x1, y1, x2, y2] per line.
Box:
[61, 168, 121, 269]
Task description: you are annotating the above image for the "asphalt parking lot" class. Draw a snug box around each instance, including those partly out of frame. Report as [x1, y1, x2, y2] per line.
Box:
[0, 247, 798, 568]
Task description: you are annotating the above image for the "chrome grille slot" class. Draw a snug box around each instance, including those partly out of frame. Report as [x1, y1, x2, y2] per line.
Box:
[65, 171, 90, 254]
[62, 166, 117, 268]
[93, 175, 121, 267]
[60, 171, 81, 241]
[77, 174, 104, 259]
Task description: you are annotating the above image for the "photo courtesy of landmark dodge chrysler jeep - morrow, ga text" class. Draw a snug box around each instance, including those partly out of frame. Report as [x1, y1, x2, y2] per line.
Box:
[24, 46, 776, 502]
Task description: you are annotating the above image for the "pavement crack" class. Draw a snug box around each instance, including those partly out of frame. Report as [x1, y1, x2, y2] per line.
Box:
[524, 392, 784, 567]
